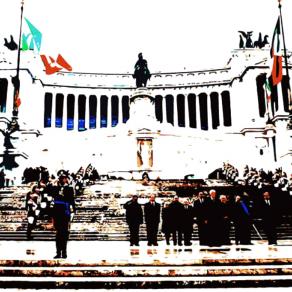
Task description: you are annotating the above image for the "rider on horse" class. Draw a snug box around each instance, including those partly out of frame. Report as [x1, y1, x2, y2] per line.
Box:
[133, 53, 151, 88]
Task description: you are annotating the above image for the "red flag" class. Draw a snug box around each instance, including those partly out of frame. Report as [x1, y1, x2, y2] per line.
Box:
[270, 17, 283, 85]
[40, 54, 72, 75]
[271, 55, 282, 86]
[14, 91, 21, 108]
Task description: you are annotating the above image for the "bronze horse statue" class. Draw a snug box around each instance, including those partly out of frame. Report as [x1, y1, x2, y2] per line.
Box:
[133, 53, 151, 87]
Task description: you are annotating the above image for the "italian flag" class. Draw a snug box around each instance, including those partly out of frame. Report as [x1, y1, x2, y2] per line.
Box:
[270, 17, 283, 86]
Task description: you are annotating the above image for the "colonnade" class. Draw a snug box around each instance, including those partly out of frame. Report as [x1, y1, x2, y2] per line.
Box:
[43, 91, 232, 130]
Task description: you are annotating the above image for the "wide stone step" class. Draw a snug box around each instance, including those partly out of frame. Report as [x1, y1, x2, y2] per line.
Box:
[1, 263, 292, 276]
[0, 269, 292, 289]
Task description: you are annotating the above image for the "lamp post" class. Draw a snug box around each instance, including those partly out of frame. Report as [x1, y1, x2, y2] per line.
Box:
[11, 0, 24, 128]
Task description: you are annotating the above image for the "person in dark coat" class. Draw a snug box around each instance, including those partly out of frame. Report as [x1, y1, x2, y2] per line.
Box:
[193, 191, 209, 245]
[168, 195, 184, 246]
[144, 194, 161, 246]
[52, 170, 75, 259]
[0, 169, 5, 188]
[124, 194, 143, 246]
[217, 194, 232, 245]
[26, 185, 41, 239]
[233, 195, 252, 245]
[161, 202, 172, 245]
[260, 191, 279, 245]
[181, 199, 194, 246]
[206, 189, 221, 246]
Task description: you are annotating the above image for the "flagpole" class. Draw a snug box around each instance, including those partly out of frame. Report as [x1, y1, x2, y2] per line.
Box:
[11, 0, 24, 126]
[278, 1, 289, 78]
[278, 0, 292, 128]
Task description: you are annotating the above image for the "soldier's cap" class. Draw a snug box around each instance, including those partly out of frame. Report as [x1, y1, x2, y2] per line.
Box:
[57, 169, 69, 178]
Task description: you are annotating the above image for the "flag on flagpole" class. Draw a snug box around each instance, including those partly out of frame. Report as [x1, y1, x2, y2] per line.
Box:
[270, 17, 283, 86]
[15, 91, 21, 108]
[40, 54, 73, 75]
[22, 18, 42, 52]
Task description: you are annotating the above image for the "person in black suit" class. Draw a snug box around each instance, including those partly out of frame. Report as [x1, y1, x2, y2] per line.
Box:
[193, 192, 209, 245]
[124, 194, 143, 246]
[144, 194, 161, 246]
[168, 195, 184, 246]
[181, 199, 194, 246]
[217, 194, 232, 245]
[52, 170, 75, 259]
[161, 202, 172, 245]
[233, 195, 252, 245]
[260, 191, 278, 245]
[206, 189, 221, 246]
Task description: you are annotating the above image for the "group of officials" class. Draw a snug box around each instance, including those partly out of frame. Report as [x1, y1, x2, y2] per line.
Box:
[124, 190, 280, 247]
[26, 171, 280, 258]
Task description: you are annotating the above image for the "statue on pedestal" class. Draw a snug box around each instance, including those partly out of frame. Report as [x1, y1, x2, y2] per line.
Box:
[133, 53, 151, 87]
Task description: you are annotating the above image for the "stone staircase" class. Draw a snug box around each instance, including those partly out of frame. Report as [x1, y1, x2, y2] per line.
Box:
[0, 248, 292, 288]
[1, 183, 292, 289]
[0, 182, 292, 241]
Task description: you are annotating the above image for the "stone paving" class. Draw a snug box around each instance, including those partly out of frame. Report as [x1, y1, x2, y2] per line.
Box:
[0, 239, 291, 262]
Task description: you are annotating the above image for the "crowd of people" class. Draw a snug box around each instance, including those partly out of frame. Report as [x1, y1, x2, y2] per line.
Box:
[19, 162, 292, 258]
[222, 163, 292, 195]
[124, 189, 281, 247]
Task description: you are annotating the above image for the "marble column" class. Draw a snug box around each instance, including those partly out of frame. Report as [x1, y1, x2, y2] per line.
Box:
[108, 97, 112, 128]
[96, 96, 100, 128]
[5, 82, 14, 116]
[207, 93, 212, 130]
[51, 92, 56, 128]
[173, 95, 178, 127]
[185, 94, 190, 128]
[218, 92, 224, 127]
[162, 96, 167, 124]
[196, 95, 201, 130]
[119, 96, 123, 124]
[63, 94, 68, 130]
[276, 83, 285, 114]
[73, 94, 77, 130]
[85, 95, 90, 129]
[182, 94, 188, 127]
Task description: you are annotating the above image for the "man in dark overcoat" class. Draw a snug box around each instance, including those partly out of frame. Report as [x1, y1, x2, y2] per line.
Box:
[206, 189, 221, 246]
[181, 199, 194, 246]
[260, 191, 279, 245]
[168, 195, 184, 246]
[124, 194, 143, 246]
[193, 192, 209, 245]
[144, 194, 161, 246]
[233, 195, 252, 245]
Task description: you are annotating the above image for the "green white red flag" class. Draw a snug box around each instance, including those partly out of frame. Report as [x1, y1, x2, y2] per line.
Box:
[270, 17, 283, 86]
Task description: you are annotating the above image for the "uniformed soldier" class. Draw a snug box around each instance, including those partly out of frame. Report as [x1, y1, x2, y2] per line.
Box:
[52, 170, 75, 258]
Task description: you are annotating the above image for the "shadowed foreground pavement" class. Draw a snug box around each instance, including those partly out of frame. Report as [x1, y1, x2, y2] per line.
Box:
[0, 240, 292, 289]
